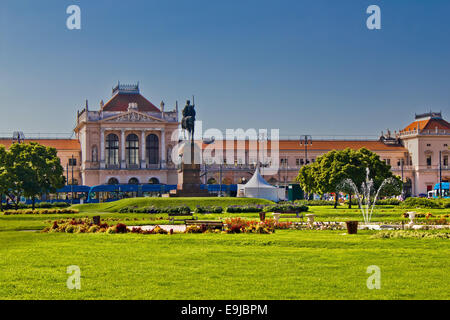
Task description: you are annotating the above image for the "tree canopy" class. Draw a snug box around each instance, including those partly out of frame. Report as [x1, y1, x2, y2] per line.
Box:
[296, 148, 402, 208]
[0, 142, 65, 209]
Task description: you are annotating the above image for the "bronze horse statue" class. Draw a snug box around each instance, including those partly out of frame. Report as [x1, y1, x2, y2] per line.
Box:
[181, 100, 196, 142]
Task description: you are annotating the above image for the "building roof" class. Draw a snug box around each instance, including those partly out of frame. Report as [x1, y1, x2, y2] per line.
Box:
[401, 118, 450, 132]
[201, 140, 406, 152]
[101, 83, 160, 112]
[0, 139, 80, 151]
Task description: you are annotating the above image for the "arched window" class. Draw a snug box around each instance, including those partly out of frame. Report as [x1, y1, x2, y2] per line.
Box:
[108, 177, 119, 185]
[126, 134, 139, 165]
[128, 177, 139, 185]
[148, 177, 160, 184]
[106, 134, 119, 165]
[146, 134, 159, 165]
[91, 145, 98, 162]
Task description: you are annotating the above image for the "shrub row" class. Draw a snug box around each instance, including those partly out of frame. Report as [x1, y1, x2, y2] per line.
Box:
[400, 197, 450, 209]
[263, 204, 309, 213]
[3, 208, 79, 215]
[295, 200, 335, 206]
[119, 205, 191, 214]
[1, 201, 70, 210]
[225, 205, 268, 213]
[194, 205, 223, 213]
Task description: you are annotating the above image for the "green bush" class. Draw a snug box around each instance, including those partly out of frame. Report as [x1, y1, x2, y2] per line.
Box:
[226, 205, 267, 213]
[263, 204, 308, 213]
[400, 197, 442, 209]
[194, 205, 223, 213]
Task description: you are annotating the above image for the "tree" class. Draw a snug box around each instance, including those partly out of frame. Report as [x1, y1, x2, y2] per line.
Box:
[0, 146, 7, 211]
[296, 162, 319, 199]
[4, 143, 33, 210]
[296, 148, 402, 209]
[23, 143, 65, 209]
[2, 143, 65, 210]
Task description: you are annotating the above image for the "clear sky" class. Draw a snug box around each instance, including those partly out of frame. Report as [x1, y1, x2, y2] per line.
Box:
[0, 0, 449, 138]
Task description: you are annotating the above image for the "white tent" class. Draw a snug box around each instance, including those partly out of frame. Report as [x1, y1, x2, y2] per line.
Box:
[238, 167, 280, 202]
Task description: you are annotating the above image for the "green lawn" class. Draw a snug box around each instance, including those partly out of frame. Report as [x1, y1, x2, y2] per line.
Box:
[1, 200, 449, 300]
[71, 197, 274, 213]
[1, 230, 448, 299]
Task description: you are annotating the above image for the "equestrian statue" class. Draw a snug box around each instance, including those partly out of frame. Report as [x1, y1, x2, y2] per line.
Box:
[181, 99, 196, 143]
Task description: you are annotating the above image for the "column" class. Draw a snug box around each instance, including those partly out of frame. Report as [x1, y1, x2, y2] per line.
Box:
[100, 128, 105, 169]
[121, 129, 126, 168]
[161, 128, 166, 169]
[141, 130, 146, 168]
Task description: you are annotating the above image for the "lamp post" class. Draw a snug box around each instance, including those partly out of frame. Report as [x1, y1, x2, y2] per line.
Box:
[71, 154, 75, 204]
[299, 135, 312, 165]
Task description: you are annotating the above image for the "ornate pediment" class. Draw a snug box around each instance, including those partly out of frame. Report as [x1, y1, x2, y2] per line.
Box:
[102, 111, 164, 123]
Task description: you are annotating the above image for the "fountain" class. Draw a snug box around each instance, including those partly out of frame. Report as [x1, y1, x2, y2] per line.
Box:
[339, 168, 399, 225]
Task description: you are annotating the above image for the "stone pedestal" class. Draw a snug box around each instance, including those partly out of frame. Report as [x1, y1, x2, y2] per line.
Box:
[166, 142, 209, 197]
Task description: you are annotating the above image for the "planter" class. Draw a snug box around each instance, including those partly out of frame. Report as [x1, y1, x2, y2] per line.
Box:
[93, 216, 101, 225]
[407, 211, 416, 227]
[259, 212, 266, 221]
[272, 213, 281, 223]
[346, 221, 358, 234]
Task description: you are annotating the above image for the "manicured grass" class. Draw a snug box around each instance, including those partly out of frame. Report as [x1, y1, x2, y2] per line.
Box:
[0, 230, 448, 299]
[71, 197, 274, 213]
[1, 205, 449, 232]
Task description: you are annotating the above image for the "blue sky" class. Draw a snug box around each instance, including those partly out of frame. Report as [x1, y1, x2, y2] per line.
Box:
[0, 0, 449, 138]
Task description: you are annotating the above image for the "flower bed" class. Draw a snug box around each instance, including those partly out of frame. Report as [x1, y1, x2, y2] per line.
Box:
[3, 208, 79, 215]
[371, 230, 450, 239]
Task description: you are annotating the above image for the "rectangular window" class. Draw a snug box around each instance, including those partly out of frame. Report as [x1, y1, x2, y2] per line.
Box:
[444, 155, 449, 166]
[296, 159, 301, 166]
[426, 155, 432, 166]
[68, 158, 77, 166]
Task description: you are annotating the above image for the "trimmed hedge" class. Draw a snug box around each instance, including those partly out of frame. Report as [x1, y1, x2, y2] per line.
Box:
[226, 205, 268, 213]
[119, 205, 191, 214]
[194, 206, 223, 214]
[400, 198, 444, 209]
[263, 204, 309, 213]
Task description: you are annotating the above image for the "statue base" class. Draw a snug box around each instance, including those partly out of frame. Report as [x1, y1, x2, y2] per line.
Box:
[164, 143, 210, 198]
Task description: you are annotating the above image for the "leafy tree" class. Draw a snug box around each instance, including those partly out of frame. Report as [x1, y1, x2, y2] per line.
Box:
[2, 143, 65, 210]
[296, 162, 319, 199]
[0, 146, 7, 211]
[4, 143, 33, 209]
[296, 148, 402, 209]
[23, 143, 65, 209]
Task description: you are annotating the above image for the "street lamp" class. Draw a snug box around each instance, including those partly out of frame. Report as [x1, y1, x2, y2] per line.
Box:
[299, 135, 312, 165]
